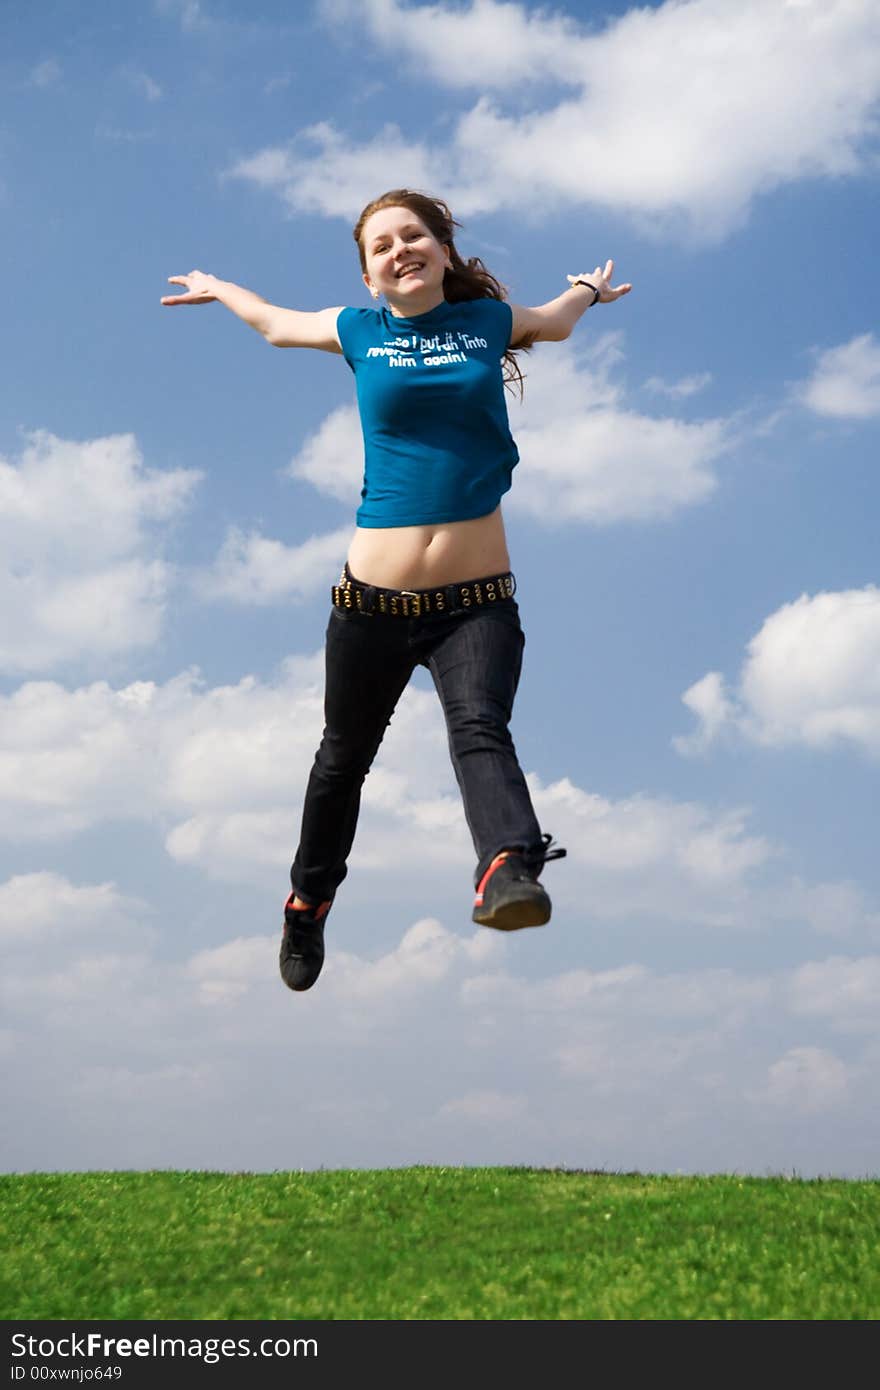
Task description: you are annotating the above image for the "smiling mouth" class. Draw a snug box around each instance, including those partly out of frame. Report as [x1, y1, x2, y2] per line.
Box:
[395, 262, 425, 278]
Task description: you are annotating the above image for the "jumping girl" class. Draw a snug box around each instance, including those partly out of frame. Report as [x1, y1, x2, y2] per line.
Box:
[162, 189, 632, 993]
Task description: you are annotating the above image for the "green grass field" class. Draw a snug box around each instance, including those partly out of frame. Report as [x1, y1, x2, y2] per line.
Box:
[3, 1167, 879, 1320]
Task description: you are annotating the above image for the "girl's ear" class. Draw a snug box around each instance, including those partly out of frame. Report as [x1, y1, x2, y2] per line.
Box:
[363, 271, 379, 301]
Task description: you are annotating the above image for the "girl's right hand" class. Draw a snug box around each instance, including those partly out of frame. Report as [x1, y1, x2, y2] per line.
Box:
[161, 270, 220, 305]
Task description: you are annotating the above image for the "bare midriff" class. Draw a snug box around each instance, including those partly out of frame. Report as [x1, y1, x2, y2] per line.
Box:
[345, 505, 511, 590]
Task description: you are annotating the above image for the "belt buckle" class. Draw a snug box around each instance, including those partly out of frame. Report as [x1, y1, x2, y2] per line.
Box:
[400, 589, 421, 617]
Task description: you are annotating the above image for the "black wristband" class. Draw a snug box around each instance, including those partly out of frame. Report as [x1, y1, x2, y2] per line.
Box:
[571, 279, 600, 305]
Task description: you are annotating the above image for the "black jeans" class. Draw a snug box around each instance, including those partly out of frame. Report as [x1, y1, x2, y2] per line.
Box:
[290, 593, 544, 903]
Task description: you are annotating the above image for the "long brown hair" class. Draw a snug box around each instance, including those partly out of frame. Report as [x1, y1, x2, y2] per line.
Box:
[353, 188, 532, 397]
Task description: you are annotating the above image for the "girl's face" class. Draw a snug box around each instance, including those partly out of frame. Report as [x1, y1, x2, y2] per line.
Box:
[360, 205, 451, 315]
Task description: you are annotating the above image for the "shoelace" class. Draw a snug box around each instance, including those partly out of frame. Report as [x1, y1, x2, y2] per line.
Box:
[534, 832, 566, 866]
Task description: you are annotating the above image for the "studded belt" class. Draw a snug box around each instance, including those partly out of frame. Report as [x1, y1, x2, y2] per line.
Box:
[332, 564, 516, 618]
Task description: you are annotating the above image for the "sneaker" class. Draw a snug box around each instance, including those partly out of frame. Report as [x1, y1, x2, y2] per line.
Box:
[472, 835, 566, 931]
[279, 894, 332, 992]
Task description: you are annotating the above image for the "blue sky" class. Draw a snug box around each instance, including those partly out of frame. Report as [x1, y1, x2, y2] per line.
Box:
[2, 0, 879, 1177]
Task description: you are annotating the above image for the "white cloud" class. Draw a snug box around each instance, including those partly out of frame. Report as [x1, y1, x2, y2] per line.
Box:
[4, 882, 880, 1172]
[187, 917, 500, 1015]
[227, 122, 442, 223]
[5, 650, 867, 944]
[2, 637, 876, 959]
[0, 658, 326, 842]
[238, 0, 880, 240]
[0, 431, 200, 674]
[509, 339, 728, 523]
[536, 778, 770, 884]
[161, 674, 474, 882]
[0, 648, 452, 865]
[193, 525, 351, 604]
[529, 775, 775, 929]
[674, 672, 738, 755]
[165, 809, 302, 876]
[320, 0, 586, 88]
[157, 719, 781, 913]
[122, 68, 163, 101]
[775, 880, 880, 942]
[644, 372, 713, 400]
[286, 403, 363, 503]
[0, 873, 142, 945]
[329, 917, 500, 1001]
[292, 338, 731, 525]
[676, 587, 880, 757]
[187, 932, 279, 1005]
[788, 955, 880, 1025]
[799, 333, 880, 419]
[758, 1046, 850, 1114]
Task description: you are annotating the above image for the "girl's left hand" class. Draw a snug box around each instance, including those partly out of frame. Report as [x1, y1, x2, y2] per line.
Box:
[567, 260, 632, 303]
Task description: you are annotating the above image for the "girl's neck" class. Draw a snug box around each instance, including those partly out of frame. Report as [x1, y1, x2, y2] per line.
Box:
[384, 288, 446, 319]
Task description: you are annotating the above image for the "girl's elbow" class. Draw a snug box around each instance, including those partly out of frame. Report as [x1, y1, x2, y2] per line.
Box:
[526, 322, 569, 344]
[261, 310, 287, 346]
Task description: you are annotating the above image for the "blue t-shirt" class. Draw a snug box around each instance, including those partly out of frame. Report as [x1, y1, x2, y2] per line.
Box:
[336, 298, 519, 528]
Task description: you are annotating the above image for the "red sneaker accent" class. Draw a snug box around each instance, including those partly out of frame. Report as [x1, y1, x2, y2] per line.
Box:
[473, 852, 510, 908]
[285, 894, 331, 919]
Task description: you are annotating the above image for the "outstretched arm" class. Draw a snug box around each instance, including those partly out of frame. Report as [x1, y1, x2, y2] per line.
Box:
[509, 259, 632, 346]
[161, 271, 343, 353]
